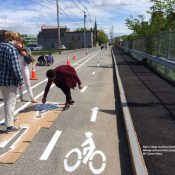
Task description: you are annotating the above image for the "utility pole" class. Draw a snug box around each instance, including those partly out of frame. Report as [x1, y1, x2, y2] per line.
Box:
[56, 0, 61, 54]
[84, 10, 87, 48]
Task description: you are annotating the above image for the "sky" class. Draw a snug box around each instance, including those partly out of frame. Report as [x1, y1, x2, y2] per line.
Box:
[0, 0, 153, 37]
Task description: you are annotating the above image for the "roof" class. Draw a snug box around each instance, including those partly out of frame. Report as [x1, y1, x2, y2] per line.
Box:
[41, 25, 69, 30]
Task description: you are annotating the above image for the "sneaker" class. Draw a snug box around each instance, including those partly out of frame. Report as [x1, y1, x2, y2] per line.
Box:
[6, 126, 20, 133]
[31, 99, 38, 103]
[0, 130, 5, 134]
[16, 96, 24, 102]
[0, 125, 6, 133]
[69, 100, 75, 105]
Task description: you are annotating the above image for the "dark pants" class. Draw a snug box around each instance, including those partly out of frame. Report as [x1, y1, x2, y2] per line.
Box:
[58, 83, 72, 103]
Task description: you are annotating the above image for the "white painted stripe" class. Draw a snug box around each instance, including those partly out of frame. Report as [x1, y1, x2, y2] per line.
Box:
[10, 127, 29, 149]
[75, 50, 101, 70]
[0, 130, 20, 148]
[0, 141, 9, 148]
[0, 79, 47, 108]
[72, 49, 100, 67]
[40, 130, 62, 160]
[0, 50, 100, 109]
[80, 86, 88, 93]
[13, 84, 54, 116]
[91, 72, 95, 75]
[0, 50, 101, 122]
[91, 107, 99, 122]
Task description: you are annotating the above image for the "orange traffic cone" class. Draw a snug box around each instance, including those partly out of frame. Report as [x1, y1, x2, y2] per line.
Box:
[30, 65, 38, 80]
[85, 50, 88, 55]
[72, 52, 76, 60]
[67, 55, 70, 65]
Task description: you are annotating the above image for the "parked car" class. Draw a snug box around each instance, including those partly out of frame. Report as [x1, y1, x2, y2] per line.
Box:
[60, 45, 66, 50]
[28, 44, 43, 51]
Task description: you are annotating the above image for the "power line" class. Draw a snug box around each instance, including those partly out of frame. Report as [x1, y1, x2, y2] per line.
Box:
[59, 0, 83, 21]
[28, 0, 55, 10]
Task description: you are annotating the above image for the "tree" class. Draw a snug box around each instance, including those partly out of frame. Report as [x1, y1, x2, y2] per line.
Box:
[125, 15, 150, 38]
[98, 31, 108, 44]
[148, 0, 175, 30]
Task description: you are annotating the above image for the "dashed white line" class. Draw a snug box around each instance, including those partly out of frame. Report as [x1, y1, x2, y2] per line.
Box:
[91, 107, 99, 122]
[40, 130, 62, 160]
[92, 72, 95, 75]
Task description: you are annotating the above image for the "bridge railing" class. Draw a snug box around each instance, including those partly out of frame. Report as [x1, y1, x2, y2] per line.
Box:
[120, 30, 175, 83]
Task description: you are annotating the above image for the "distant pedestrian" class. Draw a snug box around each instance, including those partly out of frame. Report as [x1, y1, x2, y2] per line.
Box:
[0, 31, 24, 133]
[42, 65, 83, 110]
[46, 53, 54, 66]
[101, 44, 104, 50]
[37, 55, 47, 66]
[15, 39, 38, 103]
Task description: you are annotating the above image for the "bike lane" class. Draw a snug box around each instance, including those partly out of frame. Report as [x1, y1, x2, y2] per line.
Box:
[58, 48, 133, 175]
[0, 48, 132, 175]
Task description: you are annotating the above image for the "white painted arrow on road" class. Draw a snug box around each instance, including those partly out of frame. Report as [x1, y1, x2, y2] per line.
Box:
[91, 107, 99, 122]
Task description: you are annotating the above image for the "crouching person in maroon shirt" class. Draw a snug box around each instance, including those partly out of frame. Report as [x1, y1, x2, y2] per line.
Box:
[42, 65, 83, 110]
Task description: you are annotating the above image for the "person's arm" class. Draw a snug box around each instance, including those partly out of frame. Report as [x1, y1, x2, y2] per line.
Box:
[9, 47, 23, 86]
[42, 79, 52, 103]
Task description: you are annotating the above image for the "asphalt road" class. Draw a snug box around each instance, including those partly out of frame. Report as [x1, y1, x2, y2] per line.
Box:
[113, 47, 175, 175]
[0, 47, 132, 175]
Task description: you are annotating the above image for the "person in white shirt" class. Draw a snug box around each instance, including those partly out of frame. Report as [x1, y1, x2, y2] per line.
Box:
[15, 40, 38, 103]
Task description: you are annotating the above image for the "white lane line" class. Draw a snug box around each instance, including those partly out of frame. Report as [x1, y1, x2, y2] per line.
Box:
[0, 84, 55, 123]
[10, 127, 29, 149]
[0, 50, 101, 123]
[92, 72, 95, 75]
[0, 79, 47, 108]
[0, 130, 20, 148]
[91, 107, 99, 122]
[0, 50, 100, 109]
[80, 86, 88, 93]
[75, 50, 101, 70]
[72, 49, 100, 67]
[40, 130, 62, 160]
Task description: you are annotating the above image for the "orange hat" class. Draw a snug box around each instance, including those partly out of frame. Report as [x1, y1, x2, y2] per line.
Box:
[5, 31, 21, 41]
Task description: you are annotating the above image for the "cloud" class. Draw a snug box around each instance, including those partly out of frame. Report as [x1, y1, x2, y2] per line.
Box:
[89, 0, 149, 7]
[0, 0, 152, 36]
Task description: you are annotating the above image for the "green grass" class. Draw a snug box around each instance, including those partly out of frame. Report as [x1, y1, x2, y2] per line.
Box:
[31, 49, 59, 56]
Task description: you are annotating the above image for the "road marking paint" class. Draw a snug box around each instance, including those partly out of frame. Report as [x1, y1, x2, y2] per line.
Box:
[40, 130, 62, 160]
[10, 127, 29, 149]
[0, 79, 47, 108]
[75, 50, 101, 70]
[0, 131, 20, 148]
[80, 86, 88, 93]
[0, 50, 101, 123]
[92, 72, 95, 75]
[91, 107, 99, 122]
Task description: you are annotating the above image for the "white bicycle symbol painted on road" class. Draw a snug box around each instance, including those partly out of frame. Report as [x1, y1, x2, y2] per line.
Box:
[64, 132, 106, 174]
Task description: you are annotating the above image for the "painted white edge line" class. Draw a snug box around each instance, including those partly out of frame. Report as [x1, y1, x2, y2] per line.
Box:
[80, 86, 88, 93]
[0, 130, 20, 148]
[40, 130, 62, 160]
[10, 127, 29, 149]
[0, 49, 100, 109]
[112, 49, 148, 175]
[0, 50, 101, 123]
[92, 72, 95, 75]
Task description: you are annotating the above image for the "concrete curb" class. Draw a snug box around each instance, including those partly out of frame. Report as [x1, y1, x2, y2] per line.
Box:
[111, 49, 148, 175]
